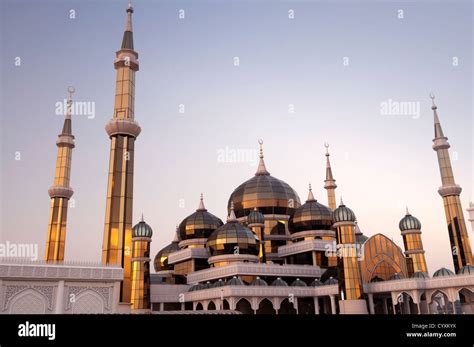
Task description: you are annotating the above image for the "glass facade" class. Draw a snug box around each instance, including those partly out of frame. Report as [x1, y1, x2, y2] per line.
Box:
[45, 197, 68, 261]
[360, 234, 409, 283]
[336, 224, 363, 300]
[131, 239, 151, 310]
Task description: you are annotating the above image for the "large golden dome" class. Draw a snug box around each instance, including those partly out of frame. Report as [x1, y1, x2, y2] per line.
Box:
[228, 142, 301, 218]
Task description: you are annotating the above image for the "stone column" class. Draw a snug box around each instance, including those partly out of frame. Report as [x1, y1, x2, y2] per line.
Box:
[329, 295, 337, 314]
[368, 293, 375, 314]
[54, 280, 65, 314]
[383, 298, 388, 314]
[314, 297, 320, 315]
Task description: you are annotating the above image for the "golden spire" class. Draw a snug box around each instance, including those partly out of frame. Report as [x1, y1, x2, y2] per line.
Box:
[197, 193, 207, 211]
[307, 183, 316, 202]
[227, 201, 237, 222]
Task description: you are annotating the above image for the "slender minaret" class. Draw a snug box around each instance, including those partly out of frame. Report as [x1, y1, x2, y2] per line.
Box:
[333, 199, 367, 314]
[102, 1, 141, 303]
[431, 94, 473, 271]
[45, 87, 76, 262]
[130, 215, 152, 313]
[399, 208, 428, 276]
[324, 143, 337, 211]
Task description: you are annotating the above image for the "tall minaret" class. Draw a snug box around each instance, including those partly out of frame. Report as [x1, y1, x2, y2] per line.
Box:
[102, 1, 141, 303]
[431, 94, 473, 271]
[45, 87, 76, 262]
[324, 143, 337, 211]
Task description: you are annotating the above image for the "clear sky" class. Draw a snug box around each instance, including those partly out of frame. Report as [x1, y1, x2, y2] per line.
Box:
[0, 0, 473, 273]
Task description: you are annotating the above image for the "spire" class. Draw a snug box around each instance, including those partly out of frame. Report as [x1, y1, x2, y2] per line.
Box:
[405, 206, 410, 215]
[430, 93, 445, 138]
[340, 196, 344, 206]
[197, 193, 207, 211]
[255, 139, 270, 176]
[141, 213, 144, 222]
[61, 86, 75, 135]
[173, 225, 180, 243]
[227, 201, 237, 222]
[324, 142, 335, 181]
[307, 183, 316, 202]
[121, 1, 134, 50]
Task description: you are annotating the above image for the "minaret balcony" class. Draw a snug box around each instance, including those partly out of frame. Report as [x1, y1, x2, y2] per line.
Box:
[432, 137, 450, 150]
[56, 135, 75, 148]
[438, 184, 462, 197]
[48, 185, 74, 199]
[105, 118, 141, 138]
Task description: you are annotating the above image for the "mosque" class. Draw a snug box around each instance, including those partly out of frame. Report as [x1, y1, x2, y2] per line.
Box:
[0, 2, 473, 315]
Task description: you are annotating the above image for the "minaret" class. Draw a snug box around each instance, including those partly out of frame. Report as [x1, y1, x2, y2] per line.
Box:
[399, 208, 428, 276]
[431, 94, 473, 271]
[247, 207, 266, 263]
[45, 87, 76, 262]
[324, 143, 337, 211]
[333, 199, 367, 314]
[130, 215, 152, 313]
[468, 202, 474, 234]
[102, 1, 141, 303]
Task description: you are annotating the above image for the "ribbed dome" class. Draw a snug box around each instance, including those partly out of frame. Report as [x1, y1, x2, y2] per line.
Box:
[412, 271, 429, 279]
[207, 204, 259, 256]
[289, 185, 332, 233]
[390, 273, 402, 280]
[399, 210, 422, 231]
[310, 279, 323, 287]
[433, 267, 455, 277]
[247, 208, 265, 225]
[250, 277, 268, 286]
[212, 279, 226, 287]
[153, 241, 179, 272]
[271, 277, 288, 287]
[228, 276, 245, 286]
[132, 218, 153, 238]
[188, 283, 205, 292]
[333, 201, 356, 223]
[178, 195, 223, 240]
[458, 264, 474, 275]
[228, 142, 301, 218]
[291, 278, 307, 287]
[324, 277, 338, 285]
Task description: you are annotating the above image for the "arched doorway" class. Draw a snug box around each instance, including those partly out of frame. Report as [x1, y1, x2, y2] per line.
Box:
[430, 290, 452, 314]
[394, 292, 416, 314]
[458, 288, 474, 314]
[222, 299, 230, 310]
[236, 298, 253, 314]
[297, 297, 315, 314]
[256, 299, 275, 314]
[195, 302, 203, 311]
[279, 298, 296, 314]
[208, 301, 216, 310]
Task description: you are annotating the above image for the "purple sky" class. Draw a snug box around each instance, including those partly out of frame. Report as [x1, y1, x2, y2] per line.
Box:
[0, 0, 473, 273]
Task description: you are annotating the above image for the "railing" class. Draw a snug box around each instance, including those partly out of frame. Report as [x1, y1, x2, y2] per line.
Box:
[0, 257, 121, 268]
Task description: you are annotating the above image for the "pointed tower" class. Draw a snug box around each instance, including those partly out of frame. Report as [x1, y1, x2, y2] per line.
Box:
[130, 215, 152, 313]
[431, 94, 473, 271]
[102, 1, 141, 303]
[45, 87, 76, 262]
[324, 143, 337, 211]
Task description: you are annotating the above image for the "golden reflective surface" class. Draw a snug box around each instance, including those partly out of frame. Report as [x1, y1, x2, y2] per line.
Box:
[207, 222, 259, 257]
[178, 210, 223, 240]
[360, 234, 409, 283]
[153, 241, 179, 272]
[45, 197, 68, 261]
[228, 174, 301, 218]
[336, 224, 362, 300]
[289, 200, 332, 233]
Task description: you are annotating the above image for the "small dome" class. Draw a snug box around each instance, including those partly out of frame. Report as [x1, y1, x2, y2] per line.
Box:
[289, 185, 333, 233]
[271, 277, 288, 287]
[228, 276, 245, 286]
[324, 277, 338, 285]
[153, 241, 179, 272]
[433, 267, 455, 277]
[399, 209, 421, 231]
[203, 281, 212, 289]
[212, 279, 226, 287]
[333, 200, 356, 223]
[132, 218, 153, 238]
[207, 203, 260, 256]
[250, 277, 268, 286]
[411, 271, 429, 279]
[291, 278, 307, 287]
[458, 264, 474, 275]
[178, 195, 224, 240]
[247, 208, 265, 225]
[310, 279, 323, 287]
[390, 273, 402, 280]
